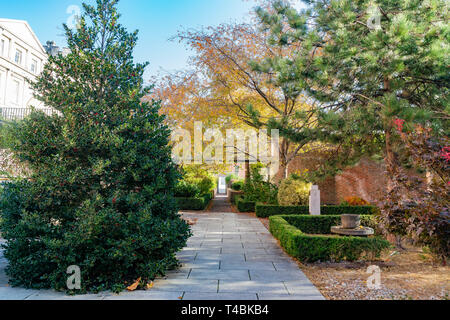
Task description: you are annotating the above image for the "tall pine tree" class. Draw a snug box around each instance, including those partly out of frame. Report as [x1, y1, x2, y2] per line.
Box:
[253, 0, 448, 178]
[0, 0, 190, 292]
[253, 0, 449, 257]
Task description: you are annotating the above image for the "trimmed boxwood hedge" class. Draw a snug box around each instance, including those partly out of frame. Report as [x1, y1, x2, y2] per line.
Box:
[236, 196, 256, 212]
[283, 215, 378, 235]
[229, 189, 244, 205]
[269, 215, 390, 262]
[176, 192, 213, 211]
[256, 203, 377, 218]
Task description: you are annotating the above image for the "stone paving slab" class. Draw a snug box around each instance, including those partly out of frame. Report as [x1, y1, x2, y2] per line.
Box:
[220, 261, 277, 271]
[103, 291, 184, 300]
[218, 280, 288, 294]
[183, 292, 258, 300]
[0, 196, 324, 300]
[189, 269, 250, 281]
[151, 279, 219, 293]
[0, 287, 37, 300]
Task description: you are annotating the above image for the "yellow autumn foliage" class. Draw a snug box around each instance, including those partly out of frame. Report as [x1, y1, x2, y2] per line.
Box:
[277, 177, 311, 206]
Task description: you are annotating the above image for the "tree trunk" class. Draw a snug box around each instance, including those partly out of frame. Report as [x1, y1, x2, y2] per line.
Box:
[383, 77, 398, 192]
[283, 163, 289, 180]
[245, 160, 251, 182]
[385, 123, 399, 193]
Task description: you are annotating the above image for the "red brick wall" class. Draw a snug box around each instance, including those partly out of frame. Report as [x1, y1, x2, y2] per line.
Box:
[333, 158, 386, 204]
[274, 155, 387, 205]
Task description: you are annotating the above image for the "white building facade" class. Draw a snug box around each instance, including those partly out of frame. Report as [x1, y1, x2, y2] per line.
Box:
[0, 19, 51, 120]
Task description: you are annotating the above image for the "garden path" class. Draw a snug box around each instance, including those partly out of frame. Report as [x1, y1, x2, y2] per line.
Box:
[0, 195, 323, 300]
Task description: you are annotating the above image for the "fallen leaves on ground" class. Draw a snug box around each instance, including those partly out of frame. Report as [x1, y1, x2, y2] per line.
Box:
[126, 277, 141, 291]
[184, 218, 198, 226]
[300, 246, 449, 300]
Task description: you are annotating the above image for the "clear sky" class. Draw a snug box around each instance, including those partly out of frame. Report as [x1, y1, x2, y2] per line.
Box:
[0, 0, 265, 82]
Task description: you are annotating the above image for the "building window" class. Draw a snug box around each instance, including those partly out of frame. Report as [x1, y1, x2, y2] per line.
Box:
[31, 59, 38, 74]
[0, 40, 4, 57]
[14, 49, 23, 65]
[0, 71, 4, 104]
[12, 79, 20, 104]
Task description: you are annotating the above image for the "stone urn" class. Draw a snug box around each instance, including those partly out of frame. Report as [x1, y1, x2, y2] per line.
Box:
[331, 214, 374, 237]
[341, 214, 361, 229]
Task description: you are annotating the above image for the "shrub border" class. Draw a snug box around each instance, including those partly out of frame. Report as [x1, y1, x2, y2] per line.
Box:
[175, 192, 213, 211]
[236, 196, 256, 212]
[269, 215, 390, 262]
[256, 203, 377, 218]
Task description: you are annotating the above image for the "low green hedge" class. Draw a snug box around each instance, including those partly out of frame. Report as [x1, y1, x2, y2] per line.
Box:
[283, 215, 378, 235]
[256, 203, 377, 218]
[229, 190, 244, 205]
[236, 197, 256, 212]
[176, 192, 213, 211]
[269, 215, 390, 262]
[203, 192, 213, 204]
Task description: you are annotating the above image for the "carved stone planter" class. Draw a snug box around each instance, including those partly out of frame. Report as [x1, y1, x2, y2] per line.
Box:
[331, 214, 374, 237]
[341, 214, 361, 229]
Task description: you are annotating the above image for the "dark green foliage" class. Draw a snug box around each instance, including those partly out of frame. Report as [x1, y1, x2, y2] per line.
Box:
[242, 164, 278, 204]
[181, 165, 216, 196]
[203, 191, 213, 204]
[192, 176, 215, 196]
[174, 166, 215, 211]
[236, 196, 256, 213]
[229, 190, 243, 205]
[174, 180, 200, 198]
[175, 196, 209, 211]
[256, 204, 308, 217]
[255, 204, 377, 218]
[255, 0, 449, 259]
[269, 216, 391, 262]
[0, 0, 190, 293]
[231, 181, 244, 191]
[254, 0, 449, 180]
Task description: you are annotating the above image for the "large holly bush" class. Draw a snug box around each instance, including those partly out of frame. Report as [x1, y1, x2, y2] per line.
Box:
[0, 0, 190, 293]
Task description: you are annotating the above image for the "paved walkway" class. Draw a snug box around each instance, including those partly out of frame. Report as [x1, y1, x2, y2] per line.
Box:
[0, 196, 323, 300]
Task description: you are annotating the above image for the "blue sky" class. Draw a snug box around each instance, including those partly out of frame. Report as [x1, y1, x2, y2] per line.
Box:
[0, 0, 265, 82]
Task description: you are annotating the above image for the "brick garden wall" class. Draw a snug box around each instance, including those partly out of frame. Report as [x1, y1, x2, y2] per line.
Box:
[274, 155, 386, 205]
[330, 158, 386, 204]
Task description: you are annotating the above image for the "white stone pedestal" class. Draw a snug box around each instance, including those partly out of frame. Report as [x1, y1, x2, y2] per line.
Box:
[309, 185, 321, 216]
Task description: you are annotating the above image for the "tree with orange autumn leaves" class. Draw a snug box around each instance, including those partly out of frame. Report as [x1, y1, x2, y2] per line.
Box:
[153, 19, 321, 179]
